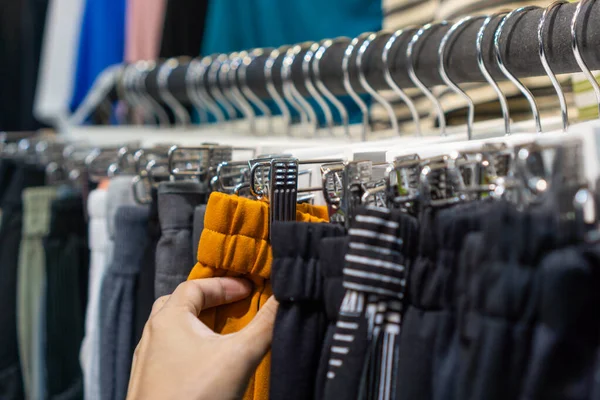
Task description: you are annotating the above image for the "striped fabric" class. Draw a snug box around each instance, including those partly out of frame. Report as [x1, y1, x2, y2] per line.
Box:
[372, 0, 576, 134]
[326, 206, 409, 399]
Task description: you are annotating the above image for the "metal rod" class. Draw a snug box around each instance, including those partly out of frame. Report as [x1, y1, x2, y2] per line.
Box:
[138, 2, 599, 104]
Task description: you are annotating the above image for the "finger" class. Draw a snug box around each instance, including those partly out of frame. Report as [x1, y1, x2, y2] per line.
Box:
[164, 278, 252, 316]
[150, 295, 170, 317]
[237, 296, 279, 360]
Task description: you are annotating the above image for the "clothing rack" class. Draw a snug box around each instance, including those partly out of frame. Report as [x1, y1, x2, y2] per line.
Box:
[135, 1, 600, 106]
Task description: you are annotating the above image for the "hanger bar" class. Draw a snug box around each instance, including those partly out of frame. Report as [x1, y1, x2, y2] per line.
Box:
[101, 2, 600, 106]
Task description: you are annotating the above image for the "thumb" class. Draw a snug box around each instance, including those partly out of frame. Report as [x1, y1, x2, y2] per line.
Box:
[237, 296, 279, 362]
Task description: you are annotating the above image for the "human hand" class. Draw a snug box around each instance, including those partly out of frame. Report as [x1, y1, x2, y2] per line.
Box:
[126, 278, 278, 400]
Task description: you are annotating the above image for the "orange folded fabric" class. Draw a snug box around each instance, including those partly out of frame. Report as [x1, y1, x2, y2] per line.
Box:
[188, 192, 328, 400]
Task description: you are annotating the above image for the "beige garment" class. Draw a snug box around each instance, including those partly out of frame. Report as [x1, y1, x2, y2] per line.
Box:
[17, 187, 58, 400]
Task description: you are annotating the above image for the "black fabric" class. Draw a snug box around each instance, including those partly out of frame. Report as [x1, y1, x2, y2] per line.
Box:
[44, 194, 89, 400]
[431, 201, 494, 400]
[520, 244, 600, 400]
[395, 206, 441, 400]
[0, 158, 17, 203]
[456, 203, 554, 400]
[0, 0, 49, 131]
[270, 222, 345, 400]
[0, 161, 45, 400]
[159, 0, 209, 58]
[134, 189, 160, 345]
[315, 235, 348, 400]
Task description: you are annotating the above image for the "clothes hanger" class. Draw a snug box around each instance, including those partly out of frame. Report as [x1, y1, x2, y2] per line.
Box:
[239, 49, 274, 135]
[384, 11, 562, 163]
[304, 41, 335, 136]
[184, 60, 209, 125]
[291, 43, 325, 137]
[120, 63, 150, 125]
[314, 38, 352, 138]
[539, 0, 570, 133]
[219, 52, 243, 120]
[188, 57, 226, 124]
[231, 51, 262, 134]
[407, 22, 449, 136]
[572, 0, 600, 117]
[157, 58, 191, 127]
[477, 12, 512, 135]
[382, 27, 421, 136]
[356, 31, 400, 135]
[343, 32, 372, 141]
[224, 52, 258, 133]
[495, 6, 543, 133]
[406, 21, 448, 136]
[68, 64, 124, 126]
[282, 43, 316, 135]
[290, 27, 469, 161]
[140, 61, 171, 127]
[207, 54, 238, 121]
[265, 46, 293, 136]
[439, 16, 485, 141]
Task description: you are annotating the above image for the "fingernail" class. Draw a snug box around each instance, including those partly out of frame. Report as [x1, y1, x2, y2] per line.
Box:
[222, 277, 253, 300]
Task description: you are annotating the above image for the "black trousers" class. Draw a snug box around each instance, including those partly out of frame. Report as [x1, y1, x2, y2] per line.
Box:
[456, 203, 557, 400]
[520, 243, 600, 400]
[270, 222, 345, 400]
[314, 236, 349, 400]
[44, 193, 89, 400]
[134, 189, 160, 345]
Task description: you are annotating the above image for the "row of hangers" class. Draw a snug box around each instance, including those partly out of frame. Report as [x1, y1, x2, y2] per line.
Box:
[72, 0, 597, 143]
[6, 1, 600, 237]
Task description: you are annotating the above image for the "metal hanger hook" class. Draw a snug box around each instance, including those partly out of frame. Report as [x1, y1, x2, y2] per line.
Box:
[357, 32, 400, 135]
[185, 59, 210, 124]
[407, 22, 449, 136]
[572, 0, 600, 118]
[191, 56, 226, 123]
[495, 6, 543, 133]
[139, 61, 170, 127]
[240, 49, 274, 135]
[477, 12, 511, 134]
[382, 27, 421, 136]
[304, 41, 335, 136]
[207, 54, 238, 121]
[314, 38, 351, 138]
[439, 16, 485, 140]
[283, 43, 319, 136]
[539, 1, 569, 132]
[343, 32, 372, 141]
[157, 58, 191, 126]
[265, 46, 292, 135]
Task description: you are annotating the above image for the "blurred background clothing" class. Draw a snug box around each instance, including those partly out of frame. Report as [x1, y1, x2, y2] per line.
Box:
[201, 0, 382, 53]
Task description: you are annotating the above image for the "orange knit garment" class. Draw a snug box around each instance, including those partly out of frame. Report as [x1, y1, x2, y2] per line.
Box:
[188, 192, 328, 400]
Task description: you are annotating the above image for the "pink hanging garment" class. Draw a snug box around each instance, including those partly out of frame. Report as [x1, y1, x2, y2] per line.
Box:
[125, 0, 167, 61]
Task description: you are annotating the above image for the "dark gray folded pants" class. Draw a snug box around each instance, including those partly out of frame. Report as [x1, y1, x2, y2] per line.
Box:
[154, 181, 208, 298]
